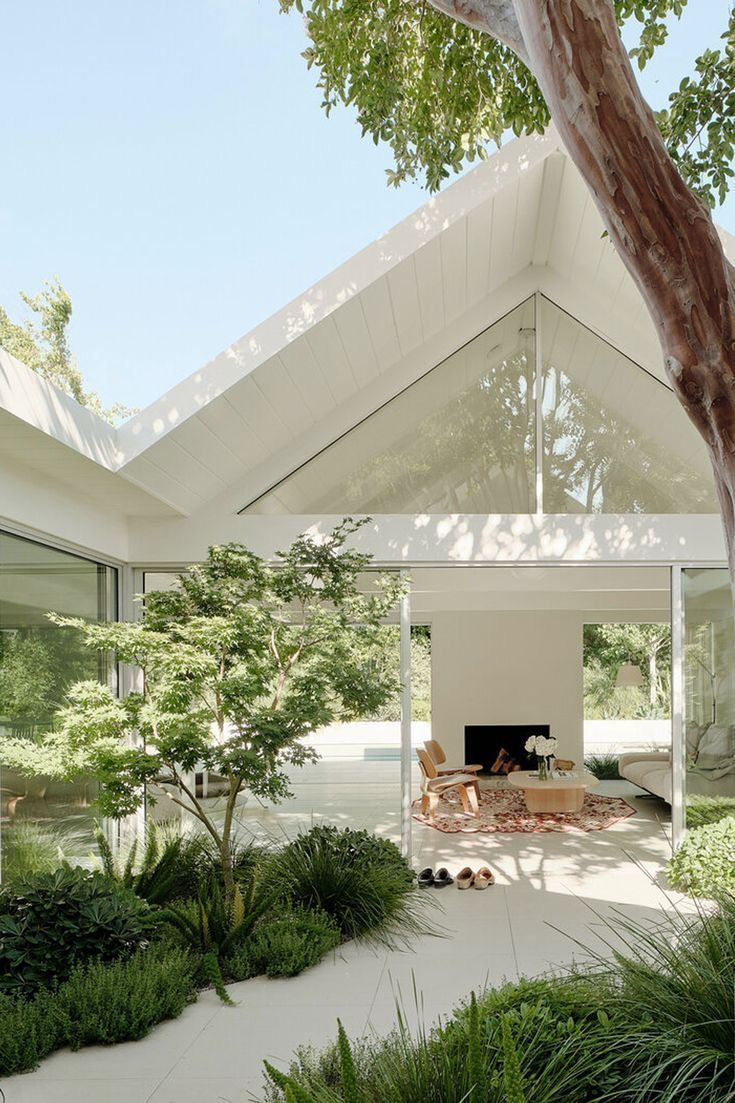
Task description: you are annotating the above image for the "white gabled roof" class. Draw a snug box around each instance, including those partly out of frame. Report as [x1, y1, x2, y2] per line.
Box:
[3, 126, 733, 520]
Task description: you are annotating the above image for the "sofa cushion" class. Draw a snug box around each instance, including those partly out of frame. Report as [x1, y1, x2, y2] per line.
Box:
[695, 724, 735, 769]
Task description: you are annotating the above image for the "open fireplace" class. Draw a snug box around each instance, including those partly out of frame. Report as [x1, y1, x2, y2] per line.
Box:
[464, 724, 551, 777]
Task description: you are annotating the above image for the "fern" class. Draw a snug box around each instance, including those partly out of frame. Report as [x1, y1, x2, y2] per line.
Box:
[500, 1014, 526, 1103]
[337, 1019, 362, 1103]
[201, 950, 234, 1007]
[264, 1061, 318, 1103]
[467, 991, 485, 1098]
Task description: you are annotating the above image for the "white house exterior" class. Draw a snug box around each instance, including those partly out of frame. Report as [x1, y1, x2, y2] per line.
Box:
[2, 128, 734, 855]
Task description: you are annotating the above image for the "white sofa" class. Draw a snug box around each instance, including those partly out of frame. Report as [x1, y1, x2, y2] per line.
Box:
[618, 751, 672, 803]
[619, 723, 735, 805]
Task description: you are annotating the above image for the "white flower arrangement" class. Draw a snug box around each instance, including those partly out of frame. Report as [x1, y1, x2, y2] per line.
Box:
[525, 734, 558, 757]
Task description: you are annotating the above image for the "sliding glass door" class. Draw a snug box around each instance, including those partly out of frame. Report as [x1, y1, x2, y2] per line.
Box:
[0, 531, 117, 878]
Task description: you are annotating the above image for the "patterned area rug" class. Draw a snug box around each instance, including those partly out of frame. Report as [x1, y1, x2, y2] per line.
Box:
[412, 786, 636, 834]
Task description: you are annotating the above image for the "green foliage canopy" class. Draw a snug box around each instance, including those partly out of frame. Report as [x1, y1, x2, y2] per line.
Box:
[0, 279, 134, 424]
[279, 0, 734, 207]
[0, 521, 404, 894]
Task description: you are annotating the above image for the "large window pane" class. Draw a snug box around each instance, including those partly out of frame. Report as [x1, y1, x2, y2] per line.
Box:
[0, 532, 117, 877]
[541, 297, 717, 513]
[683, 568, 735, 825]
[243, 299, 536, 514]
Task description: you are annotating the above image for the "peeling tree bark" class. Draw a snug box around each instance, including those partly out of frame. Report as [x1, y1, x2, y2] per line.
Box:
[428, 0, 735, 588]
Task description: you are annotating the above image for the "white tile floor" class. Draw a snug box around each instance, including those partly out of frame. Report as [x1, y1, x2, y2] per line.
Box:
[2, 779, 679, 1103]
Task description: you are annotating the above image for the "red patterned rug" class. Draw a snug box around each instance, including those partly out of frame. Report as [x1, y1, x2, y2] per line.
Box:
[412, 786, 636, 834]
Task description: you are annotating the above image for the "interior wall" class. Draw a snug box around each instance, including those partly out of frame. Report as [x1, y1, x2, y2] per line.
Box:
[431, 610, 584, 766]
[430, 605, 670, 767]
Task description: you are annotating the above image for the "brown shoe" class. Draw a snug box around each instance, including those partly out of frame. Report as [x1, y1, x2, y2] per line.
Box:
[457, 866, 475, 889]
[474, 866, 495, 889]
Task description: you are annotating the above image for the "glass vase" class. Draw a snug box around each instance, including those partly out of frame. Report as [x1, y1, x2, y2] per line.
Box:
[537, 756, 548, 782]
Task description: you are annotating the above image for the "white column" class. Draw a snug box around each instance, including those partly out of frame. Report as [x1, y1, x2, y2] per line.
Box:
[533, 290, 544, 516]
[671, 565, 686, 848]
[399, 573, 412, 861]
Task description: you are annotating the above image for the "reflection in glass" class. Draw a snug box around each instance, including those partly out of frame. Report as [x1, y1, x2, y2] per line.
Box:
[244, 300, 536, 514]
[683, 569, 735, 824]
[541, 298, 717, 514]
[0, 532, 117, 876]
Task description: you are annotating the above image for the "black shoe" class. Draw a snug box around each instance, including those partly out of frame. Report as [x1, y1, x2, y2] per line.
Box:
[418, 867, 435, 888]
[433, 867, 454, 887]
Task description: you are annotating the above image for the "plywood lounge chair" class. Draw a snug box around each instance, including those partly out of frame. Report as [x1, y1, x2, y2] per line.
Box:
[424, 738, 483, 777]
[417, 748, 480, 820]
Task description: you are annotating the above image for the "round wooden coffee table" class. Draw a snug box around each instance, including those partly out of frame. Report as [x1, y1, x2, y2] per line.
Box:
[506, 769, 598, 813]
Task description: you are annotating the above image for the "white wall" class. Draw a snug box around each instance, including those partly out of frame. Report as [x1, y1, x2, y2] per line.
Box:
[430, 610, 584, 767]
[430, 609, 674, 767]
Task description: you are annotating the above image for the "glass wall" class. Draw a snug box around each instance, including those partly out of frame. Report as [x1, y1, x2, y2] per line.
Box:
[244, 299, 536, 514]
[682, 568, 735, 826]
[142, 570, 421, 846]
[242, 294, 717, 516]
[541, 299, 716, 513]
[0, 531, 117, 878]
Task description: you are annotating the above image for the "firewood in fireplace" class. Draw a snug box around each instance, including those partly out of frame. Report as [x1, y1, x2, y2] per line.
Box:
[490, 747, 521, 775]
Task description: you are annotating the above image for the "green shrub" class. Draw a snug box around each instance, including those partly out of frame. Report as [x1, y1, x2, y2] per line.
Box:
[0, 988, 63, 1076]
[0, 946, 195, 1076]
[666, 818, 735, 897]
[226, 907, 340, 981]
[0, 867, 153, 995]
[686, 795, 735, 828]
[58, 946, 195, 1048]
[262, 974, 621, 1103]
[1, 821, 66, 882]
[583, 752, 620, 780]
[271, 826, 426, 945]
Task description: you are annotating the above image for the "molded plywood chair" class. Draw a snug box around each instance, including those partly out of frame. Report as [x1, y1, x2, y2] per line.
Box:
[424, 738, 483, 777]
[416, 748, 480, 820]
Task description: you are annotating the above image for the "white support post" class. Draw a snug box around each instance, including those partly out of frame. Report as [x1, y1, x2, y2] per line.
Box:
[399, 573, 412, 862]
[533, 290, 544, 516]
[671, 566, 686, 849]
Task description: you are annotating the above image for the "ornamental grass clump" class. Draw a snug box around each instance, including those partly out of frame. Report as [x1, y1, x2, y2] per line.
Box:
[270, 825, 428, 946]
[600, 894, 735, 1103]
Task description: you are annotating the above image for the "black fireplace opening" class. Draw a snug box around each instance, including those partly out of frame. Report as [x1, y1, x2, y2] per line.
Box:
[464, 724, 551, 776]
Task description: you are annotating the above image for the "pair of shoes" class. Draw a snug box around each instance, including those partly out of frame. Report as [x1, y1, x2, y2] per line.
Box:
[417, 867, 454, 888]
[457, 866, 495, 890]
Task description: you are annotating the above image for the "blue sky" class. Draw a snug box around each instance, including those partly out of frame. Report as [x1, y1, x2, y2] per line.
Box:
[1, 0, 732, 412]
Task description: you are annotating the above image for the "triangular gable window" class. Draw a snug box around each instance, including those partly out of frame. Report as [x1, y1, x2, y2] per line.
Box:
[242, 295, 716, 515]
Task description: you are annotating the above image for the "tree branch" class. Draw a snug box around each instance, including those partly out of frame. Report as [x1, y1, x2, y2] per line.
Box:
[426, 0, 529, 64]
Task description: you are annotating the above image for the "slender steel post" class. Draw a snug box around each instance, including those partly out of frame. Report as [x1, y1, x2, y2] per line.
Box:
[399, 573, 413, 861]
[533, 290, 544, 516]
[671, 565, 686, 848]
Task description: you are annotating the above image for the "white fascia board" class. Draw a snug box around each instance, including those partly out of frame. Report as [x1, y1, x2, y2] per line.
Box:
[0, 349, 121, 468]
[127, 511, 726, 567]
[0, 455, 129, 562]
[115, 130, 564, 465]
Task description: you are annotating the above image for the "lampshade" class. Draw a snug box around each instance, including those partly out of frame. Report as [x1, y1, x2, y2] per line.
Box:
[615, 662, 645, 688]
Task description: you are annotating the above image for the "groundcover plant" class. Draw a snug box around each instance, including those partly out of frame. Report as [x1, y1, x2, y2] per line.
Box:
[261, 894, 735, 1103]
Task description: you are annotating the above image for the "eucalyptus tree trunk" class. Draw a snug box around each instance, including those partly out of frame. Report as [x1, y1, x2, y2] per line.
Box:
[429, 0, 735, 589]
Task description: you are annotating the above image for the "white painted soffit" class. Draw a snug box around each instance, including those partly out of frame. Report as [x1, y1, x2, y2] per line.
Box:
[116, 128, 564, 464]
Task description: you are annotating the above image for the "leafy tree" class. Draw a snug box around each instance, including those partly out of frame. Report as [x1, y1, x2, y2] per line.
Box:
[0, 520, 404, 901]
[0, 279, 134, 424]
[583, 623, 671, 720]
[278, 0, 735, 596]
